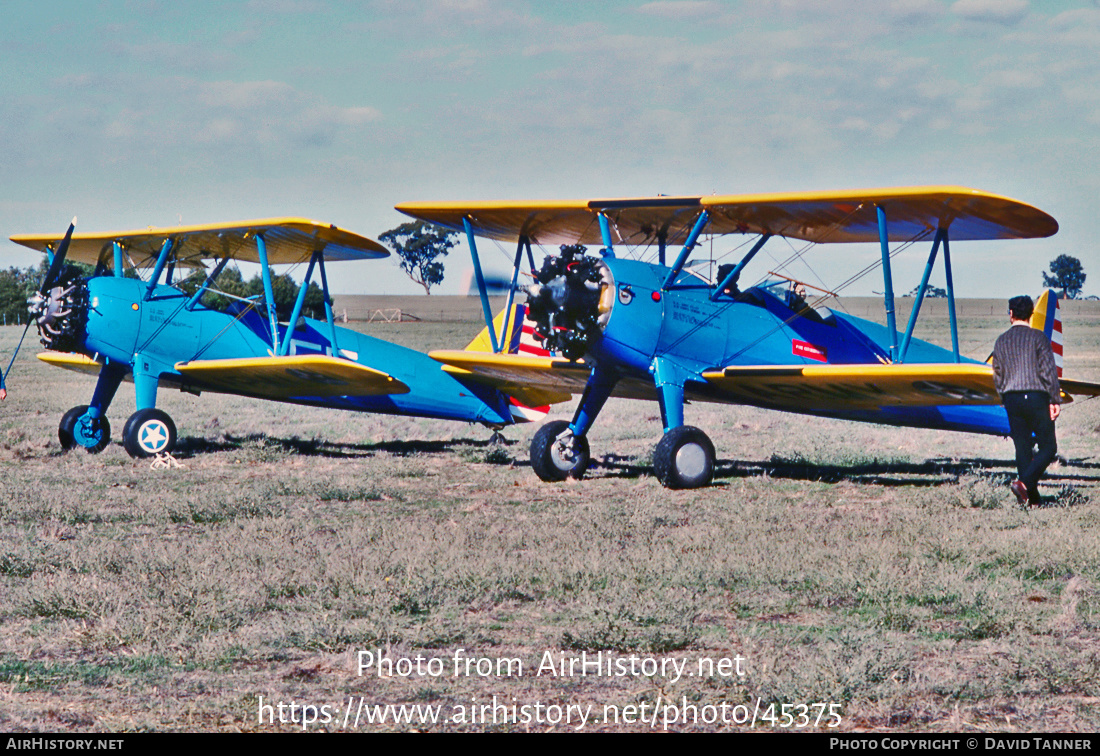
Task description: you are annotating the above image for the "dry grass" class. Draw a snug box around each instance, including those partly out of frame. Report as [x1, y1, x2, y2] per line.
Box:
[2, 297, 1100, 732]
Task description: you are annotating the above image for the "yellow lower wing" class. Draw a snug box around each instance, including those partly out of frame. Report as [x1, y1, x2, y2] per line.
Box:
[701, 364, 1006, 411]
[175, 355, 409, 399]
[38, 351, 105, 376]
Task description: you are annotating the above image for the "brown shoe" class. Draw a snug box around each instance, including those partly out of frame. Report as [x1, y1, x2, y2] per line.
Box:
[1010, 479, 1028, 505]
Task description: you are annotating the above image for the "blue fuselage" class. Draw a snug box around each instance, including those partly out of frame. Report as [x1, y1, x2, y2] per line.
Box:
[82, 276, 515, 426]
[589, 258, 1010, 435]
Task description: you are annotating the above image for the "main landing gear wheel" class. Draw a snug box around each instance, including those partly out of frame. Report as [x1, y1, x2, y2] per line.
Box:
[653, 426, 715, 489]
[59, 405, 111, 454]
[58, 405, 88, 451]
[531, 419, 590, 482]
[123, 408, 177, 458]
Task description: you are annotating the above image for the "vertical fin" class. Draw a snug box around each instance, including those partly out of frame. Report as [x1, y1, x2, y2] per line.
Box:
[1031, 289, 1062, 376]
[462, 303, 551, 421]
[463, 303, 549, 357]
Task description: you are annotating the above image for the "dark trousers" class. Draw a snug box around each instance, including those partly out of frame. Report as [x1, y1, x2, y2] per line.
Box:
[1002, 391, 1058, 501]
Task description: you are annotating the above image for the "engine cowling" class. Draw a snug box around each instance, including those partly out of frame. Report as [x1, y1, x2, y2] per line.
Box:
[26, 268, 88, 352]
[524, 246, 614, 360]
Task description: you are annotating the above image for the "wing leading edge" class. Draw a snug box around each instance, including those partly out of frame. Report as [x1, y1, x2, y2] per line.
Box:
[174, 355, 409, 400]
[701, 364, 1100, 413]
[11, 218, 389, 268]
[397, 186, 1057, 247]
[427, 352, 1100, 415]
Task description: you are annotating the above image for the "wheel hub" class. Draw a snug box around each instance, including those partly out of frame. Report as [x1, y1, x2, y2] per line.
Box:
[675, 443, 707, 479]
[138, 421, 171, 454]
[551, 434, 578, 470]
[73, 414, 105, 447]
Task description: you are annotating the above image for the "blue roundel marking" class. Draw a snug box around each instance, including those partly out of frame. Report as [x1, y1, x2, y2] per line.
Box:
[138, 420, 170, 454]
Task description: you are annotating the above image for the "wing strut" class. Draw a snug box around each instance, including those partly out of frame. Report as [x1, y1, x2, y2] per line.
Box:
[113, 241, 125, 278]
[255, 233, 280, 349]
[463, 216, 499, 354]
[711, 233, 771, 301]
[598, 213, 615, 258]
[186, 256, 231, 310]
[943, 233, 960, 362]
[278, 250, 319, 356]
[662, 210, 710, 290]
[498, 236, 526, 354]
[876, 206, 899, 361]
[145, 238, 175, 301]
[898, 227, 946, 363]
[317, 251, 340, 356]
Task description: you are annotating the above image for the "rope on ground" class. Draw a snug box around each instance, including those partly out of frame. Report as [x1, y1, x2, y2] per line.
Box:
[150, 452, 186, 470]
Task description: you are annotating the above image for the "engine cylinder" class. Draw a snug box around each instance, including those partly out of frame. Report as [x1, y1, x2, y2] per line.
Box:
[524, 245, 614, 360]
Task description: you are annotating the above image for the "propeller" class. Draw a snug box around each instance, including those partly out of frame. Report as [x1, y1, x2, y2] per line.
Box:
[39, 217, 77, 293]
[4, 218, 80, 389]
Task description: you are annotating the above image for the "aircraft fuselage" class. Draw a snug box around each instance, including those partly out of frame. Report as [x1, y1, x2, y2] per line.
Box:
[82, 276, 515, 426]
[590, 258, 1010, 435]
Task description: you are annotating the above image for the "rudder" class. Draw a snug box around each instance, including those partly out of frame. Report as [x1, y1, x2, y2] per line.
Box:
[463, 303, 552, 422]
[1030, 289, 1062, 376]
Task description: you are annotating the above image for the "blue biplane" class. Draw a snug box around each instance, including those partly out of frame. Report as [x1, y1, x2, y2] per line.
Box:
[397, 186, 1100, 489]
[10, 218, 545, 458]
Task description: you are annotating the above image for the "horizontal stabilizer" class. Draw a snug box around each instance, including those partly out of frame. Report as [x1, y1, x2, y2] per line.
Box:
[175, 355, 409, 400]
[429, 350, 662, 406]
[1059, 378, 1100, 398]
[430, 351, 586, 407]
[11, 218, 388, 268]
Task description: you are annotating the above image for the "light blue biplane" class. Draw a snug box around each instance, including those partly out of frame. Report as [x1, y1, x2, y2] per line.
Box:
[398, 186, 1100, 489]
[10, 218, 546, 457]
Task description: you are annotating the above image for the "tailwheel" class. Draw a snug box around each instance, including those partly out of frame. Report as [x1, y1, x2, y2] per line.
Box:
[59, 405, 111, 454]
[123, 408, 177, 458]
[653, 426, 715, 489]
[530, 419, 590, 481]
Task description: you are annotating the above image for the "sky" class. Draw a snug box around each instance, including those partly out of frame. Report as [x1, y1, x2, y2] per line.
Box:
[2, 0, 1098, 298]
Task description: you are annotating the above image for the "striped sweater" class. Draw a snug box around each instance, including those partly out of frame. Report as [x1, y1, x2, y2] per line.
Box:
[991, 324, 1061, 402]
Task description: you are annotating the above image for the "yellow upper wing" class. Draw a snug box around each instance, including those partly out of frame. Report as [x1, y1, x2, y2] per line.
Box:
[397, 186, 1057, 247]
[10, 218, 389, 268]
[175, 355, 409, 400]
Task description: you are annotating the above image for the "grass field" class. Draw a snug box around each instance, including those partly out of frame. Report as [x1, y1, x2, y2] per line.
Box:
[2, 297, 1100, 732]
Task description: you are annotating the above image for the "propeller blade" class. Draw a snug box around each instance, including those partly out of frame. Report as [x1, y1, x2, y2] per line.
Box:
[39, 217, 77, 294]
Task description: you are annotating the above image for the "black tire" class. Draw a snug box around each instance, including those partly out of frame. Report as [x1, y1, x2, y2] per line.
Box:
[58, 405, 89, 451]
[530, 420, 590, 482]
[653, 426, 715, 489]
[123, 408, 177, 458]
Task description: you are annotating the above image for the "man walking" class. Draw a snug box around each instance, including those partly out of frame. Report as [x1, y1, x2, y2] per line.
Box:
[992, 295, 1061, 506]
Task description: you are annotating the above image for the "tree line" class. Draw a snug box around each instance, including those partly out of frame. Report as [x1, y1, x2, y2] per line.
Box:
[0, 261, 327, 326]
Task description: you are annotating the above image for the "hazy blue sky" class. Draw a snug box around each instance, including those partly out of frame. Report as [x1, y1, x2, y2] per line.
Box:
[2, 0, 1097, 297]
